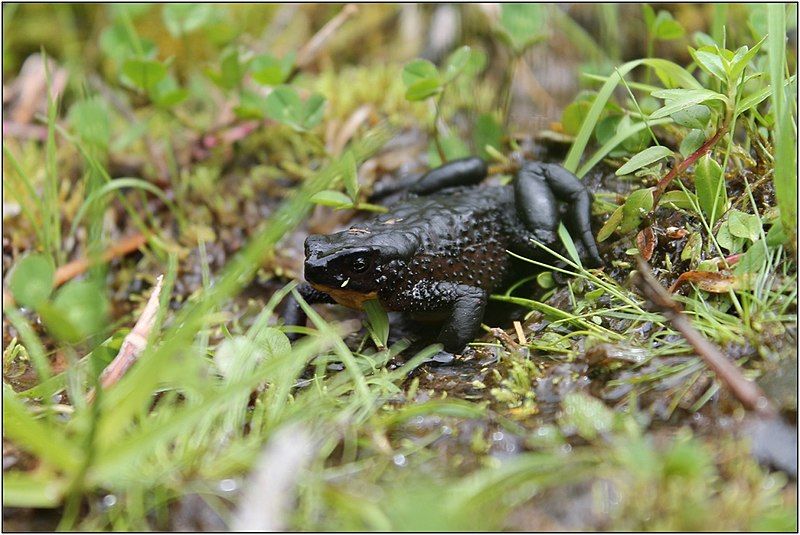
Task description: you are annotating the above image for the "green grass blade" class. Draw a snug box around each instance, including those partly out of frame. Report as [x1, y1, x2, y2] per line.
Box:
[2, 471, 66, 508]
[3, 385, 83, 473]
[768, 4, 797, 242]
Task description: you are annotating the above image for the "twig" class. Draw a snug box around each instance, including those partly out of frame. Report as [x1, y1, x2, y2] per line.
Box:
[87, 274, 164, 403]
[633, 257, 776, 418]
[54, 233, 146, 287]
[652, 124, 728, 206]
[294, 4, 359, 71]
[491, 327, 523, 352]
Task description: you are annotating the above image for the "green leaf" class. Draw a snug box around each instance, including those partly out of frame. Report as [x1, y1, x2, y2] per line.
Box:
[342, 151, 359, 199]
[251, 53, 294, 86]
[679, 129, 706, 157]
[734, 239, 768, 275]
[99, 24, 156, 64]
[363, 299, 389, 349]
[310, 190, 353, 208]
[300, 93, 326, 130]
[234, 90, 268, 119]
[41, 280, 109, 343]
[9, 254, 54, 309]
[499, 3, 548, 52]
[264, 85, 303, 129]
[427, 136, 470, 167]
[561, 99, 594, 136]
[558, 391, 613, 441]
[110, 3, 152, 21]
[443, 46, 471, 82]
[616, 145, 673, 175]
[661, 190, 698, 211]
[578, 117, 673, 178]
[473, 113, 504, 159]
[256, 327, 291, 358]
[597, 205, 624, 242]
[694, 154, 727, 224]
[214, 336, 266, 381]
[619, 188, 654, 233]
[162, 3, 214, 37]
[650, 88, 727, 119]
[652, 10, 685, 40]
[670, 104, 711, 129]
[727, 210, 761, 242]
[689, 46, 727, 80]
[121, 57, 168, 91]
[619, 116, 650, 153]
[402, 59, 438, 87]
[727, 36, 765, 82]
[68, 97, 110, 151]
[405, 77, 442, 101]
[207, 48, 246, 90]
[715, 221, 743, 253]
[150, 75, 188, 108]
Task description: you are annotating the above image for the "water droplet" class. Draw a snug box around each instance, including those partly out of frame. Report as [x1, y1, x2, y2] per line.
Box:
[219, 479, 237, 492]
[560, 443, 573, 454]
[442, 426, 452, 435]
[102, 494, 117, 508]
[393, 454, 407, 466]
[492, 431, 504, 442]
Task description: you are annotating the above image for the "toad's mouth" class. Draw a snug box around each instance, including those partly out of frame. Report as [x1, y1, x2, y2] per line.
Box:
[308, 282, 378, 310]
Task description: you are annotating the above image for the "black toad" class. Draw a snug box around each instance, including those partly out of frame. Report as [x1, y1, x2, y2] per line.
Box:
[286, 157, 602, 358]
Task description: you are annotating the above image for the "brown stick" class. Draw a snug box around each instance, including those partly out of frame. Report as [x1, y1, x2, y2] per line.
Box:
[87, 274, 164, 403]
[295, 4, 359, 71]
[652, 125, 729, 206]
[633, 257, 776, 418]
[54, 233, 146, 287]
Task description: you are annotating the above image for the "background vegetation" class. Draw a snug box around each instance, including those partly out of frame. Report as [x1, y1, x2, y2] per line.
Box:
[3, 3, 797, 531]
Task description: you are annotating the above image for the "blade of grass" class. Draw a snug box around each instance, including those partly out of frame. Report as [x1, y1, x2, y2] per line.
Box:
[3, 385, 83, 473]
[768, 4, 797, 243]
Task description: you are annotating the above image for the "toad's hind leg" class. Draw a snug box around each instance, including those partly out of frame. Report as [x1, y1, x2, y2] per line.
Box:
[515, 162, 603, 267]
[409, 157, 487, 195]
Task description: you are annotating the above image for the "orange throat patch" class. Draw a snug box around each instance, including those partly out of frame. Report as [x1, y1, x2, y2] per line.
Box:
[309, 283, 379, 310]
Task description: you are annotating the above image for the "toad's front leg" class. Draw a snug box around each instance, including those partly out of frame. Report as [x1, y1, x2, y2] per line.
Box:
[394, 280, 488, 355]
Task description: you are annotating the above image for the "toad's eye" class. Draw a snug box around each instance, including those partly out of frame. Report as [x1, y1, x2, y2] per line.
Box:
[351, 256, 369, 273]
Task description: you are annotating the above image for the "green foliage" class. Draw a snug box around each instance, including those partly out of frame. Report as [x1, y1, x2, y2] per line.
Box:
[615, 145, 673, 175]
[473, 113, 504, 159]
[122, 57, 168, 92]
[498, 3, 548, 53]
[363, 299, 389, 349]
[264, 85, 326, 131]
[251, 52, 295, 86]
[45, 281, 109, 343]
[8, 254, 55, 309]
[67, 97, 110, 151]
[693, 154, 727, 224]
[643, 5, 686, 42]
[162, 3, 214, 37]
[767, 4, 797, 244]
